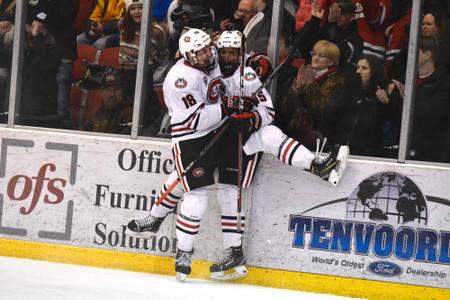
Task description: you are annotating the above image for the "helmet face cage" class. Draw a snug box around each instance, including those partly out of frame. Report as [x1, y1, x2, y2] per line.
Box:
[217, 30, 242, 76]
[219, 48, 240, 76]
[192, 45, 218, 71]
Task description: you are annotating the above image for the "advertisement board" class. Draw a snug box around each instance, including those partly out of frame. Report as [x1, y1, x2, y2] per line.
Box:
[247, 156, 449, 288]
[0, 129, 449, 290]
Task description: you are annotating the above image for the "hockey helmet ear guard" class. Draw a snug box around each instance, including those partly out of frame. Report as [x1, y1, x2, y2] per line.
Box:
[179, 28, 218, 71]
[217, 30, 242, 76]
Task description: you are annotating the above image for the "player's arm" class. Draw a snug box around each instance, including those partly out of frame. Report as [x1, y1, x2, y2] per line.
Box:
[243, 67, 275, 127]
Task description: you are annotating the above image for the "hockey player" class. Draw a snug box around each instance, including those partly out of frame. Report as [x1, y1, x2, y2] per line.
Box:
[126, 30, 349, 281]
[158, 28, 262, 282]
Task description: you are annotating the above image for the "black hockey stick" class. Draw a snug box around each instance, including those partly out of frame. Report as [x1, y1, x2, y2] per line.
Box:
[155, 120, 230, 206]
[236, 32, 246, 232]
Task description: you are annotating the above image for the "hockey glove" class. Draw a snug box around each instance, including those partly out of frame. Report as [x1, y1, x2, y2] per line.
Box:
[223, 96, 257, 115]
[247, 54, 272, 82]
[230, 111, 261, 134]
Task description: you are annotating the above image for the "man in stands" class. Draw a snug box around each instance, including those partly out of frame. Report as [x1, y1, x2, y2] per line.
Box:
[84, 71, 133, 134]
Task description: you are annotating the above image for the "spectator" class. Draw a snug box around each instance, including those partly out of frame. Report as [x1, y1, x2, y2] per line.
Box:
[296, 0, 391, 63]
[245, 0, 295, 54]
[168, 0, 215, 55]
[118, 0, 164, 132]
[84, 71, 133, 134]
[323, 0, 362, 71]
[234, 0, 259, 31]
[167, 0, 183, 39]
[48, 1, 79, 129]
[279, 40, 345, 148]
[20, 11, 61, 127]
[407, 37, 450, 162]
[296, 0, 362, 75]
[295, 0, 329, 32]
[77, 0, 124, 49]
[385, 3, 411, 80]
[347, 0, 392, 59]
[0, 14, 13, 115]
[0, 0, 15, 114]
[421, 9, 450, 74]
[333, 54, 402, 157]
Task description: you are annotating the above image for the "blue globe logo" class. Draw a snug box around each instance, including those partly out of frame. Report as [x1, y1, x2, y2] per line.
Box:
[346, 172, 428, 225]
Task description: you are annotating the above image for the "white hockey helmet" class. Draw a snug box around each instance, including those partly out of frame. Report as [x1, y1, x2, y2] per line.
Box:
[217, 30, 243, 76]
[216, 30, 242, 49]
[179, 28, 217, 70]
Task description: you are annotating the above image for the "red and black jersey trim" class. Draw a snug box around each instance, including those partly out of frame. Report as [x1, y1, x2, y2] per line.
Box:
[278, 137, 301, 166]
[158, 183, 182, 209]
[176, 213, 201, 235]
[221, 215, 245, 233]
[170, 104, 205, 138]
[266, 106, 276, 122]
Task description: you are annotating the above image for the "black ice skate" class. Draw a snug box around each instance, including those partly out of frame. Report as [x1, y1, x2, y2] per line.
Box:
[175, 248, 194, 282]
[310, 139, 349, 186]
[210, 245, 247, 281]
[125, 215, 164, 239]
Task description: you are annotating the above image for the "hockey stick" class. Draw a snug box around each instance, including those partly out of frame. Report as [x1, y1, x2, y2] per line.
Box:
[243, 12, 264, 38]
[236, 32, 246, 233]
[155, 120, 230, 206]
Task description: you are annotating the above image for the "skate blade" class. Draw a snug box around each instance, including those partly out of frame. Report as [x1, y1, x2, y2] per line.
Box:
[176, 272, 188, 282]
[124, 228, 154, 239]
[210, 265, 248, 281]
[328, 145, 349, 186]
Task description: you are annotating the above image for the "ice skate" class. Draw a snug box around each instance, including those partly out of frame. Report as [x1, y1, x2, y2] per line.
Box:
[210, 245, 248, 281]
[175, 248, 194, 282]
[125, 215, 165, 239]
[310, 139, 349, 186]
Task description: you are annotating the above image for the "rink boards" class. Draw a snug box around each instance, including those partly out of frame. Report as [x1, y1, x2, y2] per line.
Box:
[0, 128, 449, 299]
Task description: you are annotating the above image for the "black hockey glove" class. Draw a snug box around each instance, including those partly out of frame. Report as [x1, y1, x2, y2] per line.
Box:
[223, 96, 257, 115]
[229, 111, 261, 134]
[247, 53, 272, 82]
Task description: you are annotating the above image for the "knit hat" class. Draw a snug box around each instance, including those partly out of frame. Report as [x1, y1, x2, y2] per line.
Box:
[101, 71, 121, 88]
[124, 0, 144, 11]
[33, 11, 48, 25]
[338, 0, 356, 15]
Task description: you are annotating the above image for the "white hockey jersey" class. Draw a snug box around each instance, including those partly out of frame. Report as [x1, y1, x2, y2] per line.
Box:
[163, 59, 226, 142]
[222, 66, 275, 128]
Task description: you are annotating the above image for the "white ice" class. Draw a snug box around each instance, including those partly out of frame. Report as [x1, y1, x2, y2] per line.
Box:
[0, 256, 358, 300]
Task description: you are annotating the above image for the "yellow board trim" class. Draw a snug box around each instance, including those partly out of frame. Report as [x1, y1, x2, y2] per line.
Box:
[0, 238, 448, 300]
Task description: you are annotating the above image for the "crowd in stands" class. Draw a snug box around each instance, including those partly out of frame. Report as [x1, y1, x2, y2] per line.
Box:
[0, 0, 449, 162]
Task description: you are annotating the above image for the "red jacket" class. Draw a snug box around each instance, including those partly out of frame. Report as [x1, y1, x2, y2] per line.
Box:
[295, 0, 330, 32]
[352, 0, 392, 59]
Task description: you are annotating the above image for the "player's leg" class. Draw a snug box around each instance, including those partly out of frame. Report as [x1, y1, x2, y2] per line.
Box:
[126, 171, 183, 238]
[243, 125, 349, 185]
[174, 187, 208, 281]
[210, 183, 247, 281]
[172, 136, 217, 281]
[209, 134, 253, 281]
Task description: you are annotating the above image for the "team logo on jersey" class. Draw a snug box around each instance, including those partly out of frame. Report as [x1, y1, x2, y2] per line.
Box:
[244, 72, 256, 81]
[207, 77, 226, 104]
[175, 77, 187, 89]
[184, 36, 191, 43]
[192, 167, 204, 177]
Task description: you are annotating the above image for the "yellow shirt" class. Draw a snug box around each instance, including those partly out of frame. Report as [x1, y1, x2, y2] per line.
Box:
[89, 0, 124, 25]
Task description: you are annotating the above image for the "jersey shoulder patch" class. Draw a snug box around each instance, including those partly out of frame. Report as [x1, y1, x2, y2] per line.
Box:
[244, 71, 257, 81]
[174, 77, 188, 89]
